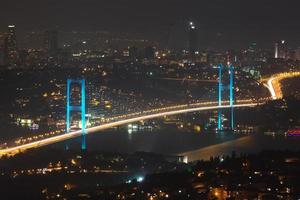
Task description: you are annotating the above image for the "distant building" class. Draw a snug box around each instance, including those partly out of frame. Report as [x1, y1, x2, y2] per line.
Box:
[274, 42, 278, 58]
[188, 22, 198, 55]
[200, 52, 208, 63]
[44, 30, 58, 55]
[18, 49, 28, 66]
[129, 46, 138, 60]
[122, 49, 130, 57]
[294, 48, 300, 61]
[274, 40, 287, 59]
[5, 25, 18, 65]
[144, 46, 155, 60]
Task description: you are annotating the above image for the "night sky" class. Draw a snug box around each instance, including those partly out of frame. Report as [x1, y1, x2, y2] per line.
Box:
[1, 0, 300, 49]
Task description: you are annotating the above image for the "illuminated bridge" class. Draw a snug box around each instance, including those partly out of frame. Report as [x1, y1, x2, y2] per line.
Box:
[0, 100, 257, 156]
[0, 69, 299, 157]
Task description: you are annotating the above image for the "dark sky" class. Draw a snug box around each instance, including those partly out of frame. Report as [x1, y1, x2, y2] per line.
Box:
[1, 0, 300, 49]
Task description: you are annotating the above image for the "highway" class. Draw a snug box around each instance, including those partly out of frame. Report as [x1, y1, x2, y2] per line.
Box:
[0, 102, 256, 156]
[264, 71, 300, 99]
[266, 77, 277, 100]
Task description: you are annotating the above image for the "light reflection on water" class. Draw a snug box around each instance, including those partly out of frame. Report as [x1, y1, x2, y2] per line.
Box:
[180, 134, 300, 162]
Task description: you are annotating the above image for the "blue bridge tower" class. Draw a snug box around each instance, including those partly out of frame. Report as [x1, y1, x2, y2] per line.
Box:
[66, 78, 86, 150]
[218, 64, 234, 131]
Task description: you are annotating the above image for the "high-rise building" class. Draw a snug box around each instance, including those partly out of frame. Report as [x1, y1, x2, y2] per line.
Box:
[274, 42, 279, 58]
[274, 40, 287, 59]
[5, 25, 18, 65]
[188, 22, 198, 55]
[44, 30, 58, 55]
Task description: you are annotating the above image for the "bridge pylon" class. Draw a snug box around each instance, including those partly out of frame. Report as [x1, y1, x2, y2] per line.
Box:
[217, 64, 234, 131]
[66, 78, 86, 150]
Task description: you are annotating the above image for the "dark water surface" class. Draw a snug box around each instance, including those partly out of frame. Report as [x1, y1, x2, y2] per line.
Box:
[70, 130, 240, 155]
[180, 134, 300, 162]
[58, 130, 300, 162]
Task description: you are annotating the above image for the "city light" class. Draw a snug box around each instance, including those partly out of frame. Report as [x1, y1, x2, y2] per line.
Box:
[137, 176, 144, 182]
[1, 2, 300, 198]
[263, 71, 300, 99]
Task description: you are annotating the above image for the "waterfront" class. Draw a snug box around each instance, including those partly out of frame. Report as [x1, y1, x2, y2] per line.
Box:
[180, 134, 300, 162]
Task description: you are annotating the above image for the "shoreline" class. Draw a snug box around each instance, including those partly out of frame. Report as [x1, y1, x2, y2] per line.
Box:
[178, 135, 255, 162]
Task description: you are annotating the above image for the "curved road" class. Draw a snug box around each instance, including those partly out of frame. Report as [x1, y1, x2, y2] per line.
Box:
[264, 71, 300, 99]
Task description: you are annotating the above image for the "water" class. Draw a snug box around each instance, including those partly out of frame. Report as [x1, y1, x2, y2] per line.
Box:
[180, 134, 300, 162]
[68, 130, 240, 155]
[62, 131, 300, 162]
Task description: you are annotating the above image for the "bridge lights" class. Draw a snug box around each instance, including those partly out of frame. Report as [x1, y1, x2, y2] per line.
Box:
[66, 79, 86, 150]
[218, 64, 235, 131]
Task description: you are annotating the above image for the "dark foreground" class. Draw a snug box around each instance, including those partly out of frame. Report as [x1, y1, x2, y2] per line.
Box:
[0, 149, 300, 199]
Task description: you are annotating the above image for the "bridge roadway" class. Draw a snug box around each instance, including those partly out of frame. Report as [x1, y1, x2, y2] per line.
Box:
[0, 102, 256, 156]
[2, 71, 300, 156]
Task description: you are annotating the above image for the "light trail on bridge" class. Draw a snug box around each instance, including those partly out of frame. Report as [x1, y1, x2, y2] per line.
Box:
[0, 103, 256, 156]
[1, 71, 299, 157]
[157, 77, 218, 83]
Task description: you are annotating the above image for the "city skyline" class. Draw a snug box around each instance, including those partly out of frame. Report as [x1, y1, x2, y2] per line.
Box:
[1, 1, 300, 199]
[1, 0, 300, 49]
